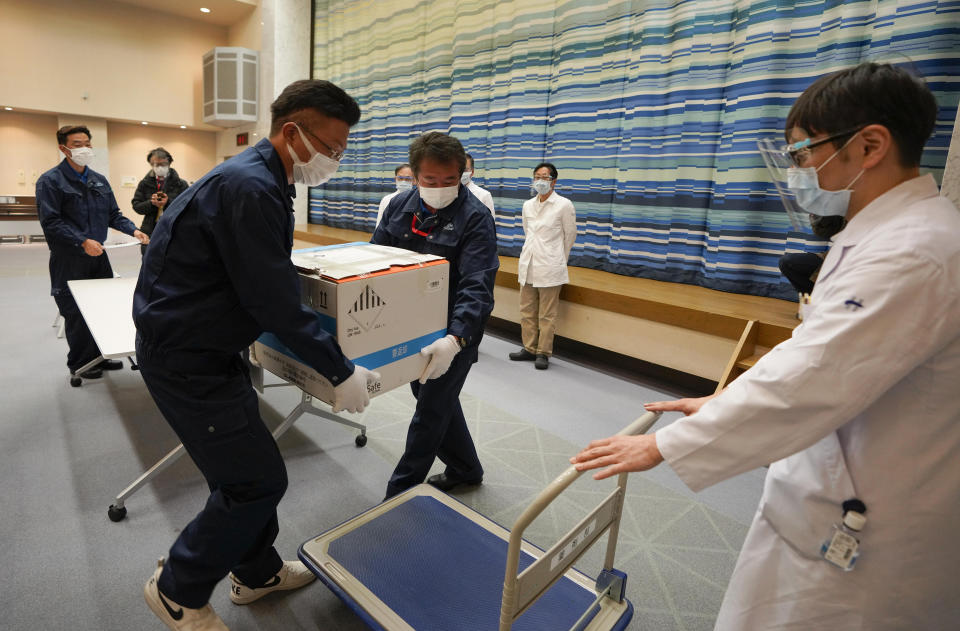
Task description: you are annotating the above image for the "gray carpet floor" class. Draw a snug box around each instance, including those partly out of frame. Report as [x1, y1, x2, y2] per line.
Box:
[0, 242, 763, 630]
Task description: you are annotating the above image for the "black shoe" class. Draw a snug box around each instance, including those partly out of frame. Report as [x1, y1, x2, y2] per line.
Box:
[76, 368, 103, 379]
[99, 359, 124, 371]
[535, 354, 549, 370]
[427, 472, 483, 492]
[509, 348, 536, 361]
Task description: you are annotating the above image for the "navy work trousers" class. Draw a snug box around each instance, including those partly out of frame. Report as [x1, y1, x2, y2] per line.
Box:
[49, 250, 113, 371]
[136, 338, 286, 608]
[385, 352, 483, 498]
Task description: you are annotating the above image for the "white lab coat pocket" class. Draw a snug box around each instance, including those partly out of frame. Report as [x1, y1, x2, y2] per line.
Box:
[759, 432, 858, 561]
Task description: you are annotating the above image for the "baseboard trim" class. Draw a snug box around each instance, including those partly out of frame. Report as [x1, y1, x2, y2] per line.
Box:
[485, 316, 717, 398]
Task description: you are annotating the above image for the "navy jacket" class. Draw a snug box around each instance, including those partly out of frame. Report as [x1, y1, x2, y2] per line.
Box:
[372, 185, 499, 358]
[134, 139, 354, 384]
[36, 160, 138, 253]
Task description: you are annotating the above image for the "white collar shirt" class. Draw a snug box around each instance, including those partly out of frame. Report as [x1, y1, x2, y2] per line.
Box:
[376, 190, 400, 226]
[517, 191, 577, 287]
[466, 181, 495, 216]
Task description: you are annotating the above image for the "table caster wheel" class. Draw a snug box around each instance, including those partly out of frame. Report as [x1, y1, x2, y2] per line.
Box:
[70, 376, 82, 387]
[108, 504, 127, 522]
[355, 434, 368, 447]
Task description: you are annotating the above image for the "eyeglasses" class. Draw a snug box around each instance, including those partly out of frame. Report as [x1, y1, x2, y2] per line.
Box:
[295, 122, 345, 161]
[533, 176, 554, 181]
[785, 126, 864, 167]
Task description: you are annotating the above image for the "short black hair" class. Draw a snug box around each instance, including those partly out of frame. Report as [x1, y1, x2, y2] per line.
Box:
[785, 62, 937, 167]
[394, 163, 411, 176]
[147, 147, 173, 164]
[408, 132, 466, 175]
[465, 153, 474, 170]
[57, 125, 91, 145]
[270, 79, 361, 135]
[534, 162, 558, 179]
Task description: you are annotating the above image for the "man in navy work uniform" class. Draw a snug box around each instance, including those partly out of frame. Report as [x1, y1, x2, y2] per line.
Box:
[373, 132, 500, 499]
[36, 125, 149, 379]
[134, 80, 378, 631]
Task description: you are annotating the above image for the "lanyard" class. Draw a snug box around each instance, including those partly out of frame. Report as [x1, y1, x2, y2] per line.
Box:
[411, 210, 439, 237]
[155, 177, 165, 192]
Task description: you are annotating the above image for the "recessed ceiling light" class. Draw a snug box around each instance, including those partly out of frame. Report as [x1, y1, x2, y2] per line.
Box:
[200, 7, 210, 13]
[141, 121, 148, 125]
[180, 125, 187, 129]
[3, 107, 11, 111]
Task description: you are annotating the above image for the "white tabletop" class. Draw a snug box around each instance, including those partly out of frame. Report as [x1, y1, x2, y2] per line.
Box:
[67, 277, 138, 359]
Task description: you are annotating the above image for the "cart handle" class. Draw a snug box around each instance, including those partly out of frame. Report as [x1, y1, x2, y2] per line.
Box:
[498, 411, 661, 631]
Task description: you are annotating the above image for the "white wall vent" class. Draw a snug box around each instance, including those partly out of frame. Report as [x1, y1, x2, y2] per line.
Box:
[202, 47, 259, 128]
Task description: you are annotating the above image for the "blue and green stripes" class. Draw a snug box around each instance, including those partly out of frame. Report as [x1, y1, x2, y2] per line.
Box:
[311, 0, 960, 299]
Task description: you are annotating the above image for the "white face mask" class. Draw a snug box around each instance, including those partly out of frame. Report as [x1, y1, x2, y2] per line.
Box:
[532, 179, 552, 196]
[287, 124, 340, 186]
[396, 180, 413, 192]
[460, 171, 472, 185]
[785, 133, 863, 218]
[153, 165, 170, 178]
[419, 185, 459, 209]
[65, 146, 94, 167]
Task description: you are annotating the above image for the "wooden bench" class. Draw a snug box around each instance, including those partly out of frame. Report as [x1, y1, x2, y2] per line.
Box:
[294, 224, 797, 390]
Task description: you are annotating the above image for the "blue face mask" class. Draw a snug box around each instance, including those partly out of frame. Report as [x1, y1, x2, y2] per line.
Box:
[396, 180, 413, 192]
[785, 135, 864, 218]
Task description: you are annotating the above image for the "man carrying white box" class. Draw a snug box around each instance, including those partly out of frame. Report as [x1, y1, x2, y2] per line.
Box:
[374, 132, 500, 500]
[134, 80, 378, 631]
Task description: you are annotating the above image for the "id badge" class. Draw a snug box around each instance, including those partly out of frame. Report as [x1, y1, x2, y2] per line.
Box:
[820, 525, 860, 571]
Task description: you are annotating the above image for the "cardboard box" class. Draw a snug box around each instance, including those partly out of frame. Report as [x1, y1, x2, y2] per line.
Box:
[253, 243, 449, 405]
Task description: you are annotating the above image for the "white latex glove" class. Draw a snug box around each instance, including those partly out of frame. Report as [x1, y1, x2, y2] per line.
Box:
[331, 366, 381, 413]
[419, 334, 460, 384]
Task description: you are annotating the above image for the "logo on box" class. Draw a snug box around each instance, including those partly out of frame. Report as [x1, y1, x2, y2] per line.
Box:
[348, 285, 385, 331]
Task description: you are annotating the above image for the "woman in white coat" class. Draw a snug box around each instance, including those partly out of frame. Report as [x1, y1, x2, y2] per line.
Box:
[508, 162, 577, 370]
[572, 63, 960, 630]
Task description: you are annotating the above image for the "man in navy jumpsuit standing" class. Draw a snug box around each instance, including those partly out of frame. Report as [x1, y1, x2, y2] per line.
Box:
[374, 132, 500, 499]
[134, 80, 378, 631]
[36, 125, 149, 379]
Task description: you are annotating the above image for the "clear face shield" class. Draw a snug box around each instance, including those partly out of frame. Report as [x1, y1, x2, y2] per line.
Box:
[757, 128, 863, 233]
[757, 137, 810, 230]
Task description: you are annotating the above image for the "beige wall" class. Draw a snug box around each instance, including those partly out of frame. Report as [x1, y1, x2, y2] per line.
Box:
[0, 0, 227, 128]
[107, 122, 218, 225]
[0, 109, 216, 223]
[229, 1, 263, 50]
[0, 111, 60, 195]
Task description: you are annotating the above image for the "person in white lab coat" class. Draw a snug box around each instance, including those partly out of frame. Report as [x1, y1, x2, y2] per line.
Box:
[375, 163, 414, 226]
[508, 162, 577, 370]
[571, 62, 960, 630]
[461, 153, 495, 215]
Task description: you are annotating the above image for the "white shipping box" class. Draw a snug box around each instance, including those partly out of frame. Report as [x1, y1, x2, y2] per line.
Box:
[254, 243, 449, 405]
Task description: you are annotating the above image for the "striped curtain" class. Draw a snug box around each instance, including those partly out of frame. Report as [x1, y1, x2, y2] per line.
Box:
[311, 0, 960, 299]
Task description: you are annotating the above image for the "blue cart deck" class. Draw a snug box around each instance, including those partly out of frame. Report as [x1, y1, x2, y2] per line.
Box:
[300, 486, 633, 630]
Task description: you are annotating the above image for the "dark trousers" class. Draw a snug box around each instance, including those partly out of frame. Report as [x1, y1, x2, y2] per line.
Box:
[49, 250, 113, 371]
[385, 352, 483, 499]
[136, 340, 286, 608]
[778, 252, 823, 295]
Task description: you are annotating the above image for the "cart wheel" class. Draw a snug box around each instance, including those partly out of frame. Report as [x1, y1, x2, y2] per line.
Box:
[70, 376, 82, 387]
[355, 434, 368, 447]
[107, 504, 127, 522]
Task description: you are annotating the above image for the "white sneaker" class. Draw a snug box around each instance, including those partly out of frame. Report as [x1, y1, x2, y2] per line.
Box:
[228, 561, 316, 605]
[144, 559, 229, 631]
